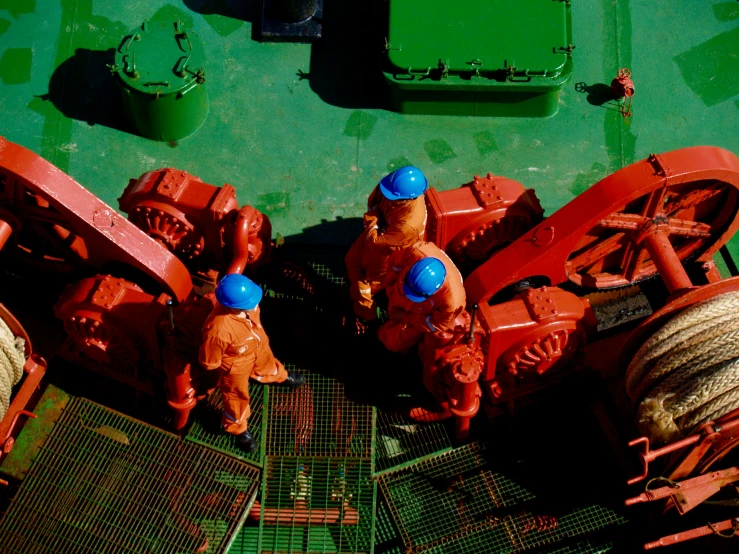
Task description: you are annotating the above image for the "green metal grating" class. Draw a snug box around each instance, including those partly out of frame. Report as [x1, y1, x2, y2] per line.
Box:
[0, 398, 261, 554]
[544, 539, 617, 554]
[377, 443, 627, 554]
[374, 409, 453, 474]
[257, 457, 376, 553]
[266, 369, 374, 459]
[228, 523, 261, 554]
[186, 383, 267, 467]
[373, 498, 404, 554]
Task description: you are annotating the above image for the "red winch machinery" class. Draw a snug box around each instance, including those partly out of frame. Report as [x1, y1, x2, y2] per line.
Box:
[2, 137, 739, 547]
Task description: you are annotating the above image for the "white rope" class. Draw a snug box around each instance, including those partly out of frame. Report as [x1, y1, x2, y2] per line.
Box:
[0, 315, 26, 421]
[627, 291, 739, 444]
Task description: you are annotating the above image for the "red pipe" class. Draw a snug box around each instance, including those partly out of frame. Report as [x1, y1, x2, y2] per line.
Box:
[248, 500, 359, 526]
[0, 218, 12, 250]
[644, 518, 739, 549]
[642, 231, 693, 294]
[226, 206, 254, 275]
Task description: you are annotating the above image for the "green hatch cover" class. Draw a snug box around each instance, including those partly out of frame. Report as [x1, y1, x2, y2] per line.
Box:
[387, 0, 569, 76]
[114, 20, 205, 96]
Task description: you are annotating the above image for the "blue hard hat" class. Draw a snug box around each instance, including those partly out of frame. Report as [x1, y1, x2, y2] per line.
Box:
[403, 257, 446, 303]
[215, 274, 263, 310]
[379, 166, 427, 200]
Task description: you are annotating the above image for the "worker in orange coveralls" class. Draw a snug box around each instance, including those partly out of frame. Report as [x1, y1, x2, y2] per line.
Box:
[378, 241, 466, 353]
[199, 274, 305, 453]
[345, 166, 428, 321]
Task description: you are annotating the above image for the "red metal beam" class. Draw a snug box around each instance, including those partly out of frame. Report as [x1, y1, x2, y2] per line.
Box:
[0, 137, 192, 302]
[465, 147, 739, 304]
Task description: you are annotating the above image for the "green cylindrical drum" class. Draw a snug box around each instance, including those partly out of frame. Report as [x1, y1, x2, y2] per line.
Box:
[113, 21, 208, 141]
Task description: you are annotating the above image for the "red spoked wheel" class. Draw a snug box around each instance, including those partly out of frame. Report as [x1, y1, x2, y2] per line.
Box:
[566, 173, 739, 290]
[1, 189, 88, 272]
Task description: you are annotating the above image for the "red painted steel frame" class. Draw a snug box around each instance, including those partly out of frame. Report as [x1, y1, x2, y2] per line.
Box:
[464, 147, 739, 304]
[0, 137, 192, 302]
[644, 518, 739, 549]
[0, 304, 47, 464]
[625, 467, 739, 515]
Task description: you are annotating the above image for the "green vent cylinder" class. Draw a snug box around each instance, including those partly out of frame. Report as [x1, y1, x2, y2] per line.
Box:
[113, 21, 208, 141]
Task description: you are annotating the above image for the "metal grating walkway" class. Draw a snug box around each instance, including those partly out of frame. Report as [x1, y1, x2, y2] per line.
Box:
[0, 398, 261, 554]
[265, 369, 374, 459]
[186, 383, 267, 467]
[374, 409, 453, 474]
[258, 369, 377, 553]
[258, 457, 376, 553]
[377, 443, 627, 554]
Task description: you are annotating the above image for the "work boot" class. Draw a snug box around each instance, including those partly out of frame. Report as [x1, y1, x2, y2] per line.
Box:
[279, 371, 306, 389]
[234, 430, 258, 454]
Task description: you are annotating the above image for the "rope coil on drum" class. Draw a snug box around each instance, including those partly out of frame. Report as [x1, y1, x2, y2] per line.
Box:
[626, 291, 739, 444]
[0, 315, 25, 421]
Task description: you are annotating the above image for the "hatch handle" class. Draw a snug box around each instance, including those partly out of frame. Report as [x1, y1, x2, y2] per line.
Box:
[406, 66, 431, 76]
[123, 53, 139, 79]
[118, 34, 139, 53]
[174, 55, 191, 78]
[174, 24, 192, 52]
[467, 58, 483, 77]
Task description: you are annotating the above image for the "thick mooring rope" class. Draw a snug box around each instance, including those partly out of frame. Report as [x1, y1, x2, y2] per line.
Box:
[626, 291, 739, 444]
[0, 316, 25, 421]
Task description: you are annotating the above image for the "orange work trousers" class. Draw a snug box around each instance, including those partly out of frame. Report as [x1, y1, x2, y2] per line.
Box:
[220, 344, 288, 435]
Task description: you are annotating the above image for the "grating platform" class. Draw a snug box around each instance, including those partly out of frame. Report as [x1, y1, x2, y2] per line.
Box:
[0, 398, 261, 554]
[186, 383, 267, 467]
[377, 443, 627, 554]
[265, 369, 374, 459]
[257, 457, 376, 553]
[374, 409, 453, 475]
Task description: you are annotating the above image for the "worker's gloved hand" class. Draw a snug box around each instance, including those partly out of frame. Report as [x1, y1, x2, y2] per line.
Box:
[363, 211, 379, 230]
[388, 306, 412, 324]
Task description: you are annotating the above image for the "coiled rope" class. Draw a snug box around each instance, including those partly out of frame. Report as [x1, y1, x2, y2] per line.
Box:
[626, 291, 739, 444]
[0, 315, 25, 421]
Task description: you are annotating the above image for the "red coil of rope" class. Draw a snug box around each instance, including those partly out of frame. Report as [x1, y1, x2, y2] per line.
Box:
[611, 68, 635, 98]
[611, 68, 634, 117]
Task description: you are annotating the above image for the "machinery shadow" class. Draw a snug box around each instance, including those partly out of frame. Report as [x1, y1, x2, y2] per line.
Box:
[181, 0, 257, 24]
[257, 218, 428, 408]
[301, 0, 389, 110]
[40, 48, 132, 134]
[574, 81, 624, 112]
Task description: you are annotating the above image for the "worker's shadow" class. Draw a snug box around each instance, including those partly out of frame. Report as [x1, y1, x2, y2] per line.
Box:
[38, 48, 132, 134]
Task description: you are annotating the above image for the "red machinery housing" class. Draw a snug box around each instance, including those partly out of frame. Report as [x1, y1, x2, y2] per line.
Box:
[119, 167, 273, 284]
[420, 147, 739, 432]
[0, 137, 271, 436]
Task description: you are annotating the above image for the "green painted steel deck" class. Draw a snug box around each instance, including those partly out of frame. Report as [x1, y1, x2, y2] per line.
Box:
[2, 0, 738, 253]
[384, 0, 573, 116]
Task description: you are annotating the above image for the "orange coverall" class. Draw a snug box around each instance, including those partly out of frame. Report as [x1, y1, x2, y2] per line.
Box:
[199, 303, 288, 435]
[378, 241, 467, 353]
[345, 184, 426, 320]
